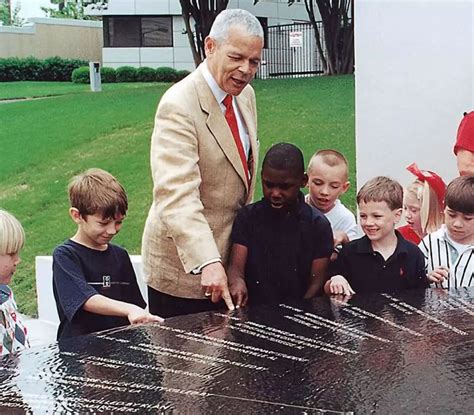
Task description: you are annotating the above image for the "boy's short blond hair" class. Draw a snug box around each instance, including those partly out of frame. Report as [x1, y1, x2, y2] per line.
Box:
[357, 176, 403, 210]
[0, 210, 25, 255]
[307, 149, 349, 180]
[445, 175, 474, 214]
[68, 168, 128, 218]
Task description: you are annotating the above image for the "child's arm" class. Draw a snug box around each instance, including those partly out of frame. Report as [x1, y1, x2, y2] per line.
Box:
[304, 258, 329, 298]
[324, 275, 355, 296]
[324, 244, 355, 296]
[227, 243, 249, 308]
[83, 295, 163, 324]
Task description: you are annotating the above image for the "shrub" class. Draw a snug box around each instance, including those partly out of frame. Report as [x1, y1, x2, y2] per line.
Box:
[136, 66, 156, 82]
[156, 66, 178, 83]
[175, 69, 191, 81]
[100, 67, 116, 83]
[0, 56, 87, 81]
[71, 66, 90, 84]
[116, 66, 138, 82]
[41, 56, 88, 81]
[0, 57, 23, 81]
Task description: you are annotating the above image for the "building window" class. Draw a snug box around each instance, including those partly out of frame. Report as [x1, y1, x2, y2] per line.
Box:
[104, 16, 173, 47]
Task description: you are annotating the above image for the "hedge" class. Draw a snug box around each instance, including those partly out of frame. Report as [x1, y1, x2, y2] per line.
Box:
[116, 66, 137, 82]
[0, 56, 88, 82]
[136, 67, 156, 82]
[71, 67, 90, 84]
[156, 66, 178, 82]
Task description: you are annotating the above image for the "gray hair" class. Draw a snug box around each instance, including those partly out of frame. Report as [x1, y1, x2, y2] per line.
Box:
[209, 9, 263, 43]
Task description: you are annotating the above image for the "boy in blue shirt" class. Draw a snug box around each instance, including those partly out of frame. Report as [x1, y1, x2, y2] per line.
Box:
[53, 168, 162, 340]
[228, 143, 334, 307]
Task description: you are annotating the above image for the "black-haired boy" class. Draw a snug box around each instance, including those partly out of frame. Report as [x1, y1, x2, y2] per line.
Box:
[227, 143, 334, 307]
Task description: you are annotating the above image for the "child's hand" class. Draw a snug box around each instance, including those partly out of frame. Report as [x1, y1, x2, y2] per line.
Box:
[328, 275, 355, 296]
[229, 277, 248, 308]
[333, 231, 349, 246]
[427, 266, 449, 284]
[127, 305, 164, 324]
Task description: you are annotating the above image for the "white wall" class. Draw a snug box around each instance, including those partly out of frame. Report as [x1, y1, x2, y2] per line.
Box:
[355, 0, 473, 189]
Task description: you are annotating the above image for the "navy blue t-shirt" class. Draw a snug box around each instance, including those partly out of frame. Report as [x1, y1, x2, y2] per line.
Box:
[53, 239, 146, 340]
[231, 193, 333, 305]
[330, 232, 429, 294]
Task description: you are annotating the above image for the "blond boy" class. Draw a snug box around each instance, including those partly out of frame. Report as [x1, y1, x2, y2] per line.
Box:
[53, 169, 162, 340]
[0, 209, 30, 355]
[325, 177, 428, 296]
[306, 150, 358, 249]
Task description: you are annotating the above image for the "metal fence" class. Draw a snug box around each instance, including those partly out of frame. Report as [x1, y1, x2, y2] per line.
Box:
[257, 21, 326, 79]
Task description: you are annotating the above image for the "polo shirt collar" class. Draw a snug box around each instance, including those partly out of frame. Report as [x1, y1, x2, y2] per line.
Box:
[355, 230, 409, 257]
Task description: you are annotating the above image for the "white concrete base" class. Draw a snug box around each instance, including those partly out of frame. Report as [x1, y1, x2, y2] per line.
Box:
[35, 255, 147, 326]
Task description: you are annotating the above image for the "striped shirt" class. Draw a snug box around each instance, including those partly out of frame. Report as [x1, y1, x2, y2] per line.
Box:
[419, 226, 474, 288]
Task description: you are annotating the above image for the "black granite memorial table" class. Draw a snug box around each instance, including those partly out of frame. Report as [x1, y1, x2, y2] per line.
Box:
[1, 288, 473, 414]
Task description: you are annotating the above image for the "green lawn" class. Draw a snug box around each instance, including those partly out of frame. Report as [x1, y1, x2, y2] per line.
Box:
[0, 76, 355, 315]
[0, 81, 160, 100]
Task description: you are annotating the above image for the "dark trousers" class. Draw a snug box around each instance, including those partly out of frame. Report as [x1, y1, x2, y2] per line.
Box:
[147, 286, 224, 318]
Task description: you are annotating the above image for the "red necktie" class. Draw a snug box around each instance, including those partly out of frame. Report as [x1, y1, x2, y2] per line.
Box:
[223, 94, 250, 185]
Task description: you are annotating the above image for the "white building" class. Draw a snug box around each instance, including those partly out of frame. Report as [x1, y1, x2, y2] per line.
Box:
[100, 0, 311, 71]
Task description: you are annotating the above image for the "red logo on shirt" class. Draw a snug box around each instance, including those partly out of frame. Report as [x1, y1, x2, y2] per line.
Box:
[400, 268, 404, 277]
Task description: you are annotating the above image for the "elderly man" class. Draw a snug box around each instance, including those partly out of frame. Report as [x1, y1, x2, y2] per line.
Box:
[142, 9, 264, 317]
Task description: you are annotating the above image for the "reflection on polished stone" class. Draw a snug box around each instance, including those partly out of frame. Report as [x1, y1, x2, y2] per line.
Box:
[1, 288, 473, 413]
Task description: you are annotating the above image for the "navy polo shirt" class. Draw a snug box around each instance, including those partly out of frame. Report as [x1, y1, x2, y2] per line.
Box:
[330, 231, 429, 294]
[231, 192, 333, 305]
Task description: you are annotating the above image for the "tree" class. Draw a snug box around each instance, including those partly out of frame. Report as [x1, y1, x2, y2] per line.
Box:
[41, 0, 101, 20]
[0, 1, 25, 26]
[179, 0, 229, 67]
[256, 0, 354, 75]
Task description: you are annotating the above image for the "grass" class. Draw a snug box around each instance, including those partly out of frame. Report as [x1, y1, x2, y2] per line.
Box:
[0, 76, 355, 315]
[0, 81, 158, 100]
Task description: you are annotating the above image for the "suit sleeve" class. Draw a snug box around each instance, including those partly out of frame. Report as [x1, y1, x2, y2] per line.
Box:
[150, 97, 220, 273]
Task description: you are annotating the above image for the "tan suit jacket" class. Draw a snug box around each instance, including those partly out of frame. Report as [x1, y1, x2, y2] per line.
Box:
[142, 65, 259, 299]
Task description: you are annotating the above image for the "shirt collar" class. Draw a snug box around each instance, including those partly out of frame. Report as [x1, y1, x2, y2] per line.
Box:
[356, 230, 409, 256]
[200, 60, 227, 106]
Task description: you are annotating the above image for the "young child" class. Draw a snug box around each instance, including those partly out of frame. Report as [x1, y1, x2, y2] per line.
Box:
[420, 175, 474, 289]
[0, 209, 30, 356]
[325, 176, 428, 296]
[227, 143, 334, 307]
[398, 163, 446, 244]
[53, 168, 162, 340]
[306, 150, 358, 251]
[454, 111, 474, 176]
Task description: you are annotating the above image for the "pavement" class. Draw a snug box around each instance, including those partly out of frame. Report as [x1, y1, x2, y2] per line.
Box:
[20, 314, 57, 348]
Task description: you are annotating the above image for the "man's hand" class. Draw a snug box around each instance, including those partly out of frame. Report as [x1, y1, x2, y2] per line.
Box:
[327, 275, 355, 296]
[229, 277, 248, 308]
[127, 305, 164, 324]
[201, 262, 235, 311]
[427, 266, 449, 285]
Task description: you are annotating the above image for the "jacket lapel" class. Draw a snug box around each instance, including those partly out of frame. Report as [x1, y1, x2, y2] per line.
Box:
[236, 92, 258, 196]
[193, 69, 250, 191]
